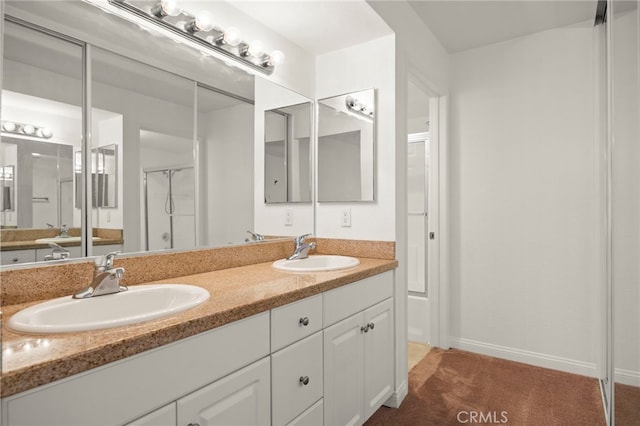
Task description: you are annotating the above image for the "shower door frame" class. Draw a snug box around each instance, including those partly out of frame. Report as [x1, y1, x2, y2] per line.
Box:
[143, 165, 195, 251]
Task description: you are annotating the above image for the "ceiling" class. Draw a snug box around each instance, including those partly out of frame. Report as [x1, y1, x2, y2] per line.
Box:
[227, 0, 393, 55]
[409, 0, 601, 53]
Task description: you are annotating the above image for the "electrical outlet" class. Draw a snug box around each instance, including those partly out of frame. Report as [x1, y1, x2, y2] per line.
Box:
[341, 208, 351, 227]
[285, 208, 293, 226]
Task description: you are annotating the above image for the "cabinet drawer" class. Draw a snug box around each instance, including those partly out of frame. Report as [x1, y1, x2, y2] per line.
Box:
[271, 294, 322, 352]
[324, 271, 393, 327]
[272, 332, 323, 426]
[287, 399, 323, 426]
[1, 249, 36, 266]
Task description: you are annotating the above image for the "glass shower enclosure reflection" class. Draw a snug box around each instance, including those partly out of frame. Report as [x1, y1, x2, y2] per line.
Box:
[144, 167, 195, 251]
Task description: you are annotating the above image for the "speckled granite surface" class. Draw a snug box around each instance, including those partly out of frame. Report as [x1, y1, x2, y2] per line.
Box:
[0, 239, 396, 397]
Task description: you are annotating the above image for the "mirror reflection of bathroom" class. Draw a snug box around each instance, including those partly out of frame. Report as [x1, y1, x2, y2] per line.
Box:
[317, 89, 375, 202]
[1, 19, 84, 263]
[141, 131, 195, 252]
[264, 102, 312, 204]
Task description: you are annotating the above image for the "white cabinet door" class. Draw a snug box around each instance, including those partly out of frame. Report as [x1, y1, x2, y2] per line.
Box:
[363, 299, 394, 420]
[323, 312, 365, 426]
[125, 403, 176, 426]
[177, 357, 270, 426]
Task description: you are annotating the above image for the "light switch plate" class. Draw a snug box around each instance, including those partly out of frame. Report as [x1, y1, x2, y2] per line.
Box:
[285, 208, 293, 226]
[341, 208, 351, 227]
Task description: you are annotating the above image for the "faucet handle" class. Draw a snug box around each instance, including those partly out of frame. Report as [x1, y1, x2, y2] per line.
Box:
[247, 230, 265, 241]
[96, 251, 120, 269]
[295, 234, 312, 245]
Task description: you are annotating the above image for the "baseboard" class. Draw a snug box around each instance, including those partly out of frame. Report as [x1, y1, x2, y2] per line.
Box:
[450, 337, 597, 377]
[384, 380, 408, 409]
[615, 368, 640, 387]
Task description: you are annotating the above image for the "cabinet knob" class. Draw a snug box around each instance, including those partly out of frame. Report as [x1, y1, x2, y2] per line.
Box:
[368, 322, 375, 330]
[299, 375, 310, 386]
[361, 324, 369, 333]
[299, 317, 310, 326]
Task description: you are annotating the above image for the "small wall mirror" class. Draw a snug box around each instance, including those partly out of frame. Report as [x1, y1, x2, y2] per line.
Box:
[317, 89, 375, 202]
[264, 102, 312, 203]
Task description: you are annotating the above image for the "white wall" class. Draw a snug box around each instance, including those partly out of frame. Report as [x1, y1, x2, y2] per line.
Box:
[612, 8, 640, 386]
[315, 35, 396, 241]
[254, 78, 314, 237]
[449, 21, 599, 375]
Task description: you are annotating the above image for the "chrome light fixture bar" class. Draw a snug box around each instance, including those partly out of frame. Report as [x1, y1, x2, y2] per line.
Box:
[107, 0, 284, 75]
[1, 120, 53, 139]
[345, 96, 374, 119]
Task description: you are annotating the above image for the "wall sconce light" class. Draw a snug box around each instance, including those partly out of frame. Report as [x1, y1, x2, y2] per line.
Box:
[1, 121, 53, 139]
[106, 0, 285, 75]
[345, 96, 374, 119]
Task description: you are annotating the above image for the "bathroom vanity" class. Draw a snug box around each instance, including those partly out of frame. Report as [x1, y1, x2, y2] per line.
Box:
[0, 242, 397, 426]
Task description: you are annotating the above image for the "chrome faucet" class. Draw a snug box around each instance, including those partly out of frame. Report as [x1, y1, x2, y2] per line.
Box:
[44, 242, 70, 261]
[59, 224, 69, 238]
[287, 234, 316, 260]
[73, 252, 127, 299]
[246, 230, 265, 242]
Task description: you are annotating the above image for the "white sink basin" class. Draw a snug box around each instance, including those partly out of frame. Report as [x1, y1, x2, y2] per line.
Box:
[35, 236, 101, 244]
[272, 255, 360, 272]
[7, 284, 210, 334]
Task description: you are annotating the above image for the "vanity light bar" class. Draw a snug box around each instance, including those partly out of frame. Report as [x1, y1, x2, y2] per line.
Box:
[107, 0, 284, 75]
[345, 96, 374, 119]
[1, 120, 53, 139]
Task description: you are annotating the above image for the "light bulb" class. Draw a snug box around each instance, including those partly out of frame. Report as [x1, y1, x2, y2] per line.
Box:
[22, 124, 35, 135]
[151, 0, 181, 18]
[223, 27, 241, 46]
[269, 50, 285, 65]
[41, 127, 53, 138]
[2, 121, 16, 132]
[247, 40, 264, 57]
[186, 11, 214, 32]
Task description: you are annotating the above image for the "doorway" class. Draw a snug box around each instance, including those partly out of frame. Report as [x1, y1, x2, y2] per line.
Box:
[143, 167, 195, 251]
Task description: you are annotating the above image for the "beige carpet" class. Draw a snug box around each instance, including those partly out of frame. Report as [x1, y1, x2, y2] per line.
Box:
[616, 382, 640, 426]
[366, 348, 606, 426]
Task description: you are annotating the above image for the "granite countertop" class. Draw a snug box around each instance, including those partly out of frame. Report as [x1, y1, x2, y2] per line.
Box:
[0, 257, 397, 398]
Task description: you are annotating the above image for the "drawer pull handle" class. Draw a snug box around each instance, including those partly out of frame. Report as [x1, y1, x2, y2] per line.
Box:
[12, 257, 18, 262]
[188, 423, 200, 426]
[361, 324, 369, 333]
[299, 376, 310, 386]
[299, 317, 310, 326]
[368, 322, 375, 330]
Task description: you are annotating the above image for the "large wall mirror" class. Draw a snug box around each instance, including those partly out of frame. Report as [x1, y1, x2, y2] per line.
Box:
[317, 89, 375, 202]
[1, 1, 314, 266]
[264, 102, 312, 204]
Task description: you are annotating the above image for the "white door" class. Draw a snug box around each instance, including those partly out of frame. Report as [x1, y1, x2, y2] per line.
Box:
[407, 133, 430, 344]
[363, 298, 394, 420]
[177, 358, 270, 426]
[323, 312, 365, 426]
